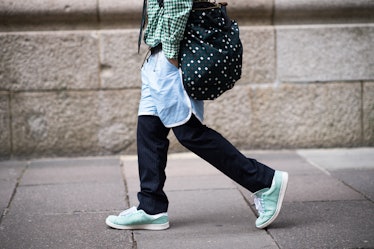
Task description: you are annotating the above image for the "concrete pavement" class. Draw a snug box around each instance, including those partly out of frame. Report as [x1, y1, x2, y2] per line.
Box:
[0, 148, 373, 249]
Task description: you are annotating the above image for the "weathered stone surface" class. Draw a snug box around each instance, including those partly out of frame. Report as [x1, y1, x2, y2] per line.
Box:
[0, 161, 27, 214]
[99, 30, 147, 89]
[0, 212, 134, 249]
[205, 85, 253, 148]
[99, 0, 142, 24]
[0, 0, 273, 27]
[0, 0, 97, 23]
[204, 82, 362, 150]
[274, 0, 374, 24]
[228, 0, 273, 25]
[0, 92, 11, 158]
[277, 25, 374, 82]
[0, 32, 100, 91]
[0, 1, 372, 159]
[168, 83, 253, 152]
[99, 26, 274, 88]
[240, 27, 276, 84]
[363, 82, 374, 146]
[269, 201, 374, 249]
[333, 169, 374, 201]
[11, 90, 140, 158]
[2, 0, 373, 28]
[249, 82, 362, 148]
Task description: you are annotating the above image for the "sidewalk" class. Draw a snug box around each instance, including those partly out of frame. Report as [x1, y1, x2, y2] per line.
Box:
[0, 148, 373, 249]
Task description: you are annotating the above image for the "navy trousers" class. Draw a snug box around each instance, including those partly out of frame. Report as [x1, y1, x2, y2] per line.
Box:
[137, 115, 275, 215]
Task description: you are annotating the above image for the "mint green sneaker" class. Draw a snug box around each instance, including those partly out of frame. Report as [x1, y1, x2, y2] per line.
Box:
[253, 171, 289, 229]
[105, 207, 169, 230]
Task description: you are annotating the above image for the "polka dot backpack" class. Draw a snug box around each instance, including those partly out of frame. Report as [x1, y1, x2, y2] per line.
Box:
[179, 1, 243, 100]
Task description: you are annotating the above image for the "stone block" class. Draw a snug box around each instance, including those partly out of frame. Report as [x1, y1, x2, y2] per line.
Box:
[11, 90, 140, 158]
[207, 82, 362, 149]
[274, 0, 374, 24]
[228, 0, 273, 25]
[0, 92, 11, 158]
[206, 82, 362, 149]
[99, 0, 274, 26]
[99, 30, 147, 89]
[298, 148, 374, 171]
[277, 25, 374, 82]
[240, 27, 276, 84]
[333, 169, 374, 201]
[249, 83, 362, 148]
[134, 189, 277, 249]
[284, 173, 364, 202]
[0, 181, 15, 214]
[0, 161, 27, 181]
[21, 158, 122, 185]
[135, 189, 277, 249]
[0, 32, 100, 91]
[0, 212, 134, 249]
[0, 161, 28, 215]
[204, 85, 253, 148]
[243, 150, 325, 175]
[0, 0, 97, 23]
[269, 201, 374, 249]
[363, 82, 374, 146]
[10, 182, 125, 215]
[99, 0, 142, 25]
[165, 156, 235, 191]
[167, 132, 189, 153]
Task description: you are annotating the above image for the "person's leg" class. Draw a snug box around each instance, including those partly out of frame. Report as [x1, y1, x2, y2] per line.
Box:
[172, 115, 274, 193]
[172, 115, 288, 229]
[137, 115, 170, 215]
[105, 115, 171, 231]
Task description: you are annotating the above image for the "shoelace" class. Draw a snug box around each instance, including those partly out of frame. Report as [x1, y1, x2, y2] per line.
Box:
[253, 196, 264, 214]
[119, 206, 137, 216]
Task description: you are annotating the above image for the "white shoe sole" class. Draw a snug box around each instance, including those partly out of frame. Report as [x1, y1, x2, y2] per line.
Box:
[256, 172, 289, 229]
[106, 218, 170, 230]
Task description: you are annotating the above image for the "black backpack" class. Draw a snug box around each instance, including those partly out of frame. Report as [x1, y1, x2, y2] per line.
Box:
[156, 0, 243, 100]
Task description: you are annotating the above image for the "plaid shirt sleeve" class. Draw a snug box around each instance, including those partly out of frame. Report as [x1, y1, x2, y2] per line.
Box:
[145, 0, 193, 59]
[162, 0, 192, 59]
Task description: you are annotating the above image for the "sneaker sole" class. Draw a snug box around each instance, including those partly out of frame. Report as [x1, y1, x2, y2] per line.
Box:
[106, 218, 170, 230]
[256, 172, 289, 229]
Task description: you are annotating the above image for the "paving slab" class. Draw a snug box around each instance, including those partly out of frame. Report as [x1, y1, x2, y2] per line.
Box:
[0, 212, 133, 249]
[238, 172, 364, 207]
[297, 148, 374, 171]
[22, 157, 122, 185]
[122, 155, 239, 208]
[134, 189, 277, 249]
[122, 154, 224, 178]
[0, 161, 27, 181]
[0, 161, 27, 216]
[7, 157, 127, 215]
[268, 201, 374, 249]
[0, 181, 17, 215]
[332, 169, 374, 201]
[9, 182, 126, 215]
[243, 150, 323, 175]
[135, 232, 277, 249]
[238, 151, 365, 205]
[283, 173, 364, 202]
[0, 157, 131, 249]
[297, 148, 374, 201]
[1, 149, 373, 249]
[122, 154, 279, 249]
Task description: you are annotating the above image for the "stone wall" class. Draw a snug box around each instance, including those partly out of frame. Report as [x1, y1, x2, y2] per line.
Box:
[0, 0, 373, 159]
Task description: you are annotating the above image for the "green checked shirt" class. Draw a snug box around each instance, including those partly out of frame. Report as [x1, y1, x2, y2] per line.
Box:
[144, 0, 193, 59]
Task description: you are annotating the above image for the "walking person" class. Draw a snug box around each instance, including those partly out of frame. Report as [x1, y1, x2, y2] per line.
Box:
[106, 0, 288, 230]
